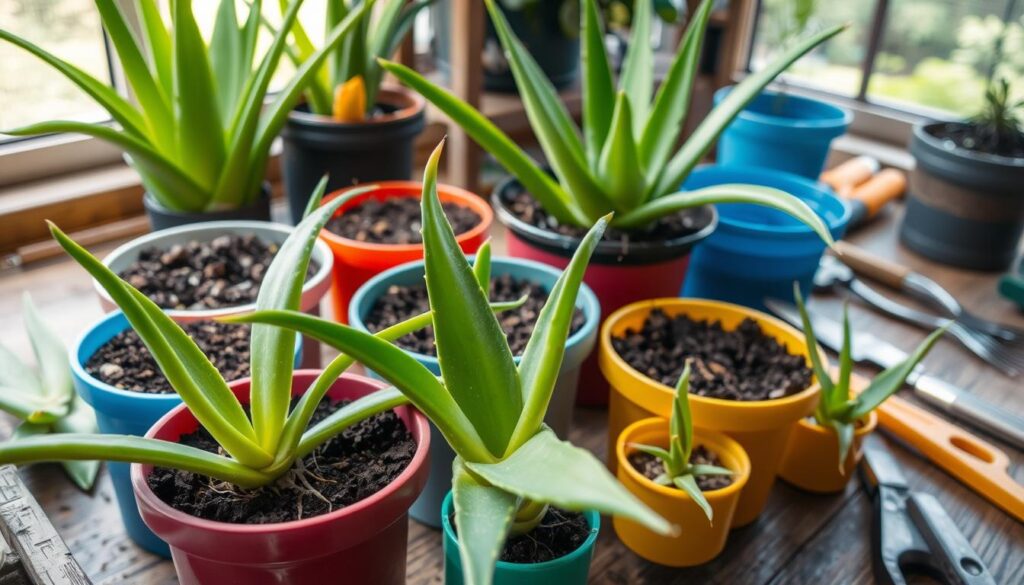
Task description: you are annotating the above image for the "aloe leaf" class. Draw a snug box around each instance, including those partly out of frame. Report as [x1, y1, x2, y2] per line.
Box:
[22, 293, 72, 404]
[467, 428, 673, 535]
[421, 141, 522, 457]
[295, 387, 408, 458]
[581, 0, 615, 166]
[630, 443, 672, 462]
[137, 0, 173, 96]
[453, 458, 518, 585]
[615, 184, 833, 246]
[688, 464, 734, 476]
[275, 0, 331, 114]
[0, 387, 61, 424]
[384, 0, 432, 58]
[618, 0, 653, 130]
[598, 93, 646, 210]
[673, 473, 713, 523]
[53, 395, 100, 491]
[835, 303, 854, 408]
[472, 240, 492, 292]
[365, 0, 406, 109]
[210, 0, 245, 121]
[828, 419, 855, 473]
[793, 283, 836, 402]
[639, 0, 712, 185]
[506, 214, 609, 452]
[652, 24, 846, 197]
[672, 362, 693, 462]
[850, 326, 946, 420]
[12, 422, 48, 440]
[0, 342, 43, 399]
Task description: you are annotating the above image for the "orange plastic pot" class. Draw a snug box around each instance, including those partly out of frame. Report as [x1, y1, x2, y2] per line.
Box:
[600, 298, 821, 527]
[778, 411, 878, 493]
[614, 418, 749, 566]
[319, 181, 492, 323]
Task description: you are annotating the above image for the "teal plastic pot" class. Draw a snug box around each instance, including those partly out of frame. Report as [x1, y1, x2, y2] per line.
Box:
[349, 256, 600, 528]
[71, 311, 301, 557]
[441, 492, 599, 585]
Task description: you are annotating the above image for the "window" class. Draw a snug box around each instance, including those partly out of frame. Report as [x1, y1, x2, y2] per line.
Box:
[748, 0, 1024, 118]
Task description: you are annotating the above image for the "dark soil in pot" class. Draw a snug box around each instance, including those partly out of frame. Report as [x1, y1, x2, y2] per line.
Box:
[451, 507, 592, 564]
[85, 321, 251, 394]
[363, 273, 585, 355]
[325, 196, 481, 244]
[628, 447, 734, 491]
[928, 121, 1024, 158]
[148, 398, 415, 524]
[119, 234, 315, 310]
[611, 309, 812, 401]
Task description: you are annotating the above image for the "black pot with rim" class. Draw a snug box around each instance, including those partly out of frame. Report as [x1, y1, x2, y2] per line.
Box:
[143, 184, 272, 232]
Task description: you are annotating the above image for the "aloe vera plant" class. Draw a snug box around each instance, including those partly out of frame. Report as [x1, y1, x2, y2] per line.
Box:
[0, 294, 99, 491]
[794, 285, 946, 469]
[629, 361, 732, 522]
[380, 0, 844, 238]
[0, 0, 372, 212]
[228, 140, 671, 585]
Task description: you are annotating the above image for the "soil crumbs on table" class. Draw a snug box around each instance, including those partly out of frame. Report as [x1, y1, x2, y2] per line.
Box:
[612, 309, 812, 400]
[118, 234, 315, 310]
[148, 399, 415, 524]
[326, 195, 481, 244]
[364, 273, 585, 356]
[85, 321, 251, 394]
[629, 446, 734, 491]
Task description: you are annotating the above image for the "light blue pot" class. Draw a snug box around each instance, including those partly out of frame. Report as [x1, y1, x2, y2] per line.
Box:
[715, 87, 852, 179]
[71, 311, 301, 557]
[441, 492, 599, 585]
[681, 165, 851, 311]
[349, 256, 600, 528]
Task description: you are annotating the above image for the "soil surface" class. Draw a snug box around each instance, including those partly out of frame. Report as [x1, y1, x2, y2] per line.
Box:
[929, 121, 1024, 159]
[326, 196, 481, 244]
[148, 398, 415, 524]
[363, 274, 586, 356]
[611, 309, 812, 401]
[85, 321, 252, 394]
[629, 446, 734, 491]
[452, 507, 593, 564]
[118, 234, 314, 310]
[506, 189, 708, 244]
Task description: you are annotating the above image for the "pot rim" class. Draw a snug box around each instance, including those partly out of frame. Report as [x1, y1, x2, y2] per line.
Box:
[287, 85, 426, 127]
[915, 121, 1024, 168]
[318, 180, 493, 253]
[714, 86, 853, 131]
[347, 254, 601, 367]
[796, 410, 879, 438]
[130, 370, 430, 534]
[616, 417, 751, 500]
[95, 220, 333, 321]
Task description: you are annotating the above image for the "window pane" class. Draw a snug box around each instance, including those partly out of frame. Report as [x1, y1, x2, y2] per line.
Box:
[749, 0, 876, 97]
[867, 0, 1013, 116]
[0, 0, 112, 136]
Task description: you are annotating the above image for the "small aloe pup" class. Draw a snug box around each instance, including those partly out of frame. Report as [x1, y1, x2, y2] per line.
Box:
[0, 294, 99, 491]
[229, 140, 672, 585]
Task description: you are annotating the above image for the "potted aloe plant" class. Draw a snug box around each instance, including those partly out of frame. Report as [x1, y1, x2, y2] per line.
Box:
[615, 362, 750, 566]
[778, 287, 945, 493]
[383, 0, 842, 403]
[232, 140, 671, 585]
[278, 0, 433, 224]
[0, 0, 369, 230]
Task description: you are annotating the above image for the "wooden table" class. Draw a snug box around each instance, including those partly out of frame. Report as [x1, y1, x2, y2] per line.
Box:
[0, 204, 1021, 584]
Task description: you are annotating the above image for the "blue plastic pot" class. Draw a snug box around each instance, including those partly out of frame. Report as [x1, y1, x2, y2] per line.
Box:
[71, 311, 301, 557]
[441, 492, 599, 585]
[715, 87, 852, 179]
[349, 256, 600, 528]
[681, 165, 851, 311]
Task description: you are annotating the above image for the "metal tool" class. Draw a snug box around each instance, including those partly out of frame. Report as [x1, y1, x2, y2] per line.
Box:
[765, 299, 1024, 450]
[860, 439, 996, 585]
[814, 255, 1024, 377]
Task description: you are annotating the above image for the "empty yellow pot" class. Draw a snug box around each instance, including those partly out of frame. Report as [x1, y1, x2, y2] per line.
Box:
[778, 411, 878, 493]
[600, 298, 821, 527]
[614, 418, 750, 567]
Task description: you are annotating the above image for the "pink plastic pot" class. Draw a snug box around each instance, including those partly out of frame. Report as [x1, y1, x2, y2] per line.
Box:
[131, 370, 429, 585]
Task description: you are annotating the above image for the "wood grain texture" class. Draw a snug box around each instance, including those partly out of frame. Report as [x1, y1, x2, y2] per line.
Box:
[0, 204, 1020, 584]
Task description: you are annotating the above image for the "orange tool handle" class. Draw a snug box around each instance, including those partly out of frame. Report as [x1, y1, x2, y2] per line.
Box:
[821, 156, 879, 196]
[831, 240, 911, 289]
[847, 168, 906, 217]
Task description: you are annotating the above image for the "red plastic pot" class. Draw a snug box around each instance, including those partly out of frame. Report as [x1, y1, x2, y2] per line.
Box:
[493, 179, 717, 406]
[319, 181, 492, 323]
[131, 370, 429, 585]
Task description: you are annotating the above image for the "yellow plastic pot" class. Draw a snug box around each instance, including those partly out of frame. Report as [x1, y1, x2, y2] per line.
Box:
[778, 411, 878, 493]
[600, 298, 821, 527]
[614, 418, 750, 566]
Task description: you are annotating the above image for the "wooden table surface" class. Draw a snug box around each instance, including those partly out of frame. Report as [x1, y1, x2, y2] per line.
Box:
[0, 204, 1021, 584]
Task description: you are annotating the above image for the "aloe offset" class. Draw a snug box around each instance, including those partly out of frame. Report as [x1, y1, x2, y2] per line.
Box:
[230, 140, 671, 585]
[380, 0, 844, 237]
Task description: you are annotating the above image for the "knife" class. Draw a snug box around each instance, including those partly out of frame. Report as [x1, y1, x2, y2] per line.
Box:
[765, 299, 1024, 451]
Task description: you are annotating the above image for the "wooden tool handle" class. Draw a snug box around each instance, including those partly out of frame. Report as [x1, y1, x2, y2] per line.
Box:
[820, 155, 879, 194]
[848, 168, 906, 217]
[832, 240, 911, 289]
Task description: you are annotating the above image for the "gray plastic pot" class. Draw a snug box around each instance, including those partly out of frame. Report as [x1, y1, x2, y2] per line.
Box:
[349, 255, 601, 528]
[142, 185, 272, 232]
[901, 122, 1024, 270]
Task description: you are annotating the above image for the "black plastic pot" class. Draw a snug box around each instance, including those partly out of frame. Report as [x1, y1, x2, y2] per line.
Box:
[280, 88, 426, 225]
[901, 122, 1024, 271]
[431, 0, 581, 92]
[143, 184, 272, 232]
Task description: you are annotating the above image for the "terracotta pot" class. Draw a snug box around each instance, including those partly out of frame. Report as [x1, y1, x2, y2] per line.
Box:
[778, 411, 878, 493]
[319, 181, 492, 323]
[600, 298, 820, 526]
[614, 418, 750, 566]
[131, 371, 430, 585]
